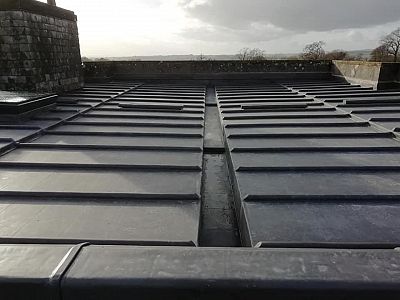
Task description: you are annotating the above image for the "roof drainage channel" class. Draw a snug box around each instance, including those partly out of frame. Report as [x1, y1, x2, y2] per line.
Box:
[216, 81, 400, 248]
[0, 83, 205, 246]
[199, 85, 241, 247]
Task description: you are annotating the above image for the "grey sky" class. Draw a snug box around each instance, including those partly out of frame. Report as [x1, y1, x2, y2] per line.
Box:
[47, 0, 400, 56]
[182, 0, 400, 32]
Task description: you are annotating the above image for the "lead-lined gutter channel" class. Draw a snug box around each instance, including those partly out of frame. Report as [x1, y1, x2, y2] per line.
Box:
[215, 82, 259, 247]
[199, 85, 241, 247]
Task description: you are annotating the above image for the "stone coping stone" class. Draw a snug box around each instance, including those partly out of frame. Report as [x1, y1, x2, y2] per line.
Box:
[0, 0, 76, 21]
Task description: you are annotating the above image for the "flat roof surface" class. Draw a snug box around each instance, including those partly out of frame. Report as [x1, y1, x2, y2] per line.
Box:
[1, 78, 400, 299]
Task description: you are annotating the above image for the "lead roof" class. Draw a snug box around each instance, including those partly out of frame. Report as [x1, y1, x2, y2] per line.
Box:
[0, 78, 400, 248]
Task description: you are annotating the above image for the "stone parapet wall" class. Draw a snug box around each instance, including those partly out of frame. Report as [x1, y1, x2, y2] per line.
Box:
[332, 60, 400, 90]
[0, 0, 83, 92]
[332, 60, 381, 89]
[84, 60, 332, 81]
[379, 63, 400, 89]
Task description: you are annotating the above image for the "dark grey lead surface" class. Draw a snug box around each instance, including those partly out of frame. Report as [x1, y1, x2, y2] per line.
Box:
[1, 78, 400, 299]
[0, 147, 202, 168]
[0, 244, 76, 300]
[0, 82, 205, 246]
[61, 245, 400, 299]
[217, 81, 400, 247]
[245, 201, 400, 245]
[0, 200, 199, 245]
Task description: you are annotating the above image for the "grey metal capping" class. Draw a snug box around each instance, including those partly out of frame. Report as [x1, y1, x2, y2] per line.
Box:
[61, 246, 400, 299]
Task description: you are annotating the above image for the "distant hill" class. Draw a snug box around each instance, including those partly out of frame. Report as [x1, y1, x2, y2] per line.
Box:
[83, 49, 373, 62]
[345, 49, 372, 60]
[82, 55, 236, 61]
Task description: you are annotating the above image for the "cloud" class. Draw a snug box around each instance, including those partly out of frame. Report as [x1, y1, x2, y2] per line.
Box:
[181, 0, 400, 32]
[52, 0, 400, 56]
[180, 23, 290, 43]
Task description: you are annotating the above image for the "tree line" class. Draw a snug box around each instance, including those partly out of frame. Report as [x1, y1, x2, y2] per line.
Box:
[236, 27, 400, 62]
[81, 27, 400, 62]
[370, 28, 400, 62]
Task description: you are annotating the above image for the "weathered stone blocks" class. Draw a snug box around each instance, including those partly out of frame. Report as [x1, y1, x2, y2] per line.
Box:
[0, 1, 83, 92]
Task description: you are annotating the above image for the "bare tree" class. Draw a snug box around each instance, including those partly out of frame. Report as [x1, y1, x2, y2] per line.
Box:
[346, 54, 366, 61]
[197, 54, 207, 61]
[324, 49, 348, 60]
[236, 48, 266, 61]
[370, 45, 391, 62]
[196, 54, 214, 61]
[381, 28, 400, 62]
[302, 41, 326, 60]
[47, 0, 57, 6]
[237, 48, 250, 61]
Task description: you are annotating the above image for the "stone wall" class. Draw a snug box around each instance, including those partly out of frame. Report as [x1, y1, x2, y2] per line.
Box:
[332, 60, 381, 89]
[0, 0, 83, 92]
[84, 60, 332, 82]
[332, 60, 400, 90]
[379, 63, 400, 89]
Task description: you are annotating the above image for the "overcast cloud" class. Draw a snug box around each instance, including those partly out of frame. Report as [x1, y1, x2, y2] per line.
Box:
[43, 0, 400, 56]
[181, 0, 400, 32]
[179, 0, 400, 54]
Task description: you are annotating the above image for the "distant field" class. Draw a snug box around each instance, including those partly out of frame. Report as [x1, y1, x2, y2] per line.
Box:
[83, 49, 372, 61]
